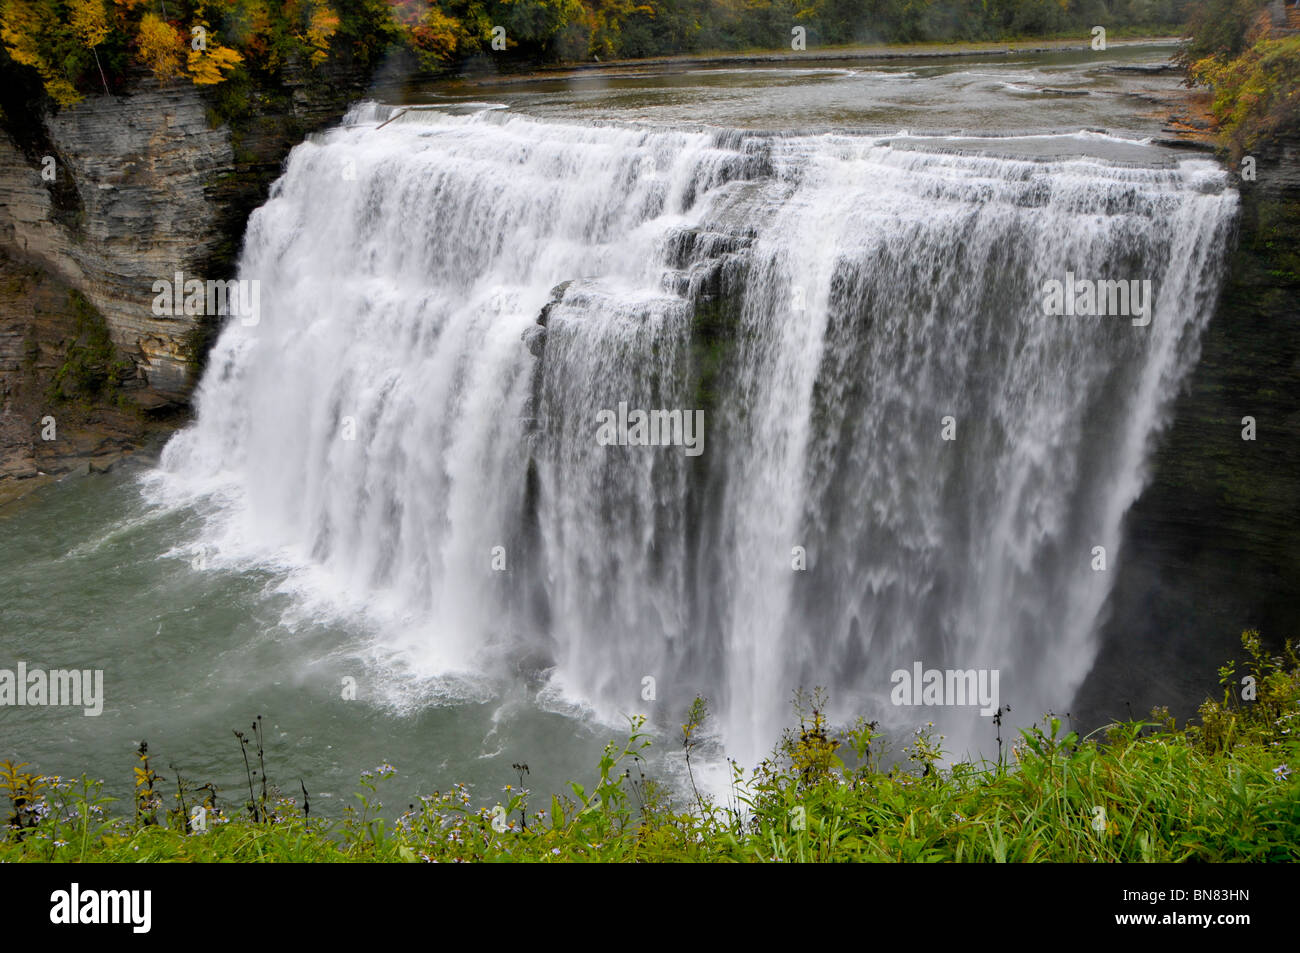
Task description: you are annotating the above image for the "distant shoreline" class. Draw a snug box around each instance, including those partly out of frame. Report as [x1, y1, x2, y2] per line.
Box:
[433, 36, 1185, 89]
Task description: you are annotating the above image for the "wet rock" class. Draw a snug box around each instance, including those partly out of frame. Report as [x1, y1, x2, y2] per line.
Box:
[537, 280, 572, 328]
[522, 324, 546, 357]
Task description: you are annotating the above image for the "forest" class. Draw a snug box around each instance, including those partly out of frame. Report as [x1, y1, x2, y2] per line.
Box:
[2, 0, 1204, 108]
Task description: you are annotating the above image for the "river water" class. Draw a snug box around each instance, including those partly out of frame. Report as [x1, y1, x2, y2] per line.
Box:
[0, 43, 1237, 813]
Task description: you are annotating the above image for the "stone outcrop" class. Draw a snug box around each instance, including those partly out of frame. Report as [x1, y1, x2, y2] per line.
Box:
[0, 52, 377, 496]
[1075, 131, 1300, 727]
[0, 56, 374, 407]
[0, 79, 235, 403]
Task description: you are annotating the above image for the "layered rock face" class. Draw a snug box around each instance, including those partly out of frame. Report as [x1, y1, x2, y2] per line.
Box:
[0, 250, 165, 498]
[1076, 133, 1300, 726]
[0, 81, 234, 403]
[0, 54, 376, 494]
[0, 57, 375, 407]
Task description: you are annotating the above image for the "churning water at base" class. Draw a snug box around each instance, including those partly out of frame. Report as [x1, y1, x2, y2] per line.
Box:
[151, 105, 1236, 769]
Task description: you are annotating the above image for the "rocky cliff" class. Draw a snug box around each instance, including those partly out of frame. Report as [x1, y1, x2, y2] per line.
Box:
[1076, 130, 1300, 726]
[0, 51, 378, 497]
[0, 78, 235, 403]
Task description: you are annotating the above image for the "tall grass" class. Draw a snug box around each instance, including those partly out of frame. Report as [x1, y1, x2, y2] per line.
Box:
[2, 631, 1296, 862]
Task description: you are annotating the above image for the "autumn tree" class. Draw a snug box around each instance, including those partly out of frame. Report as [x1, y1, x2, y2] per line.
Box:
[187, 32, 245, 84]
[137, 12, 184, 82]
[411, 4, 461, 64]
[300, 1, 341, 65]
[1, 0, 83, 106]
[70, 0, 112, 94]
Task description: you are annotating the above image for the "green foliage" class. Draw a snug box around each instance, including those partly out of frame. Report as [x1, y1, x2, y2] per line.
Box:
[46, 289, 131, 404]
[2, 630, 1297, 862]
[1178, 0, 1300, 159]
[1176, 0, 1268, 66]
[1191, 35, 1300, 159]
[0, 0, 392, 107]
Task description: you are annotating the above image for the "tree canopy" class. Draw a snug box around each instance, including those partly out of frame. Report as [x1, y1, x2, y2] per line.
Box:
[1, 0, 1200, 107]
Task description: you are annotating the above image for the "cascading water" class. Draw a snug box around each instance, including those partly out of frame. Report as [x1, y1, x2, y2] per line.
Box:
[155, 104, 1237, 769]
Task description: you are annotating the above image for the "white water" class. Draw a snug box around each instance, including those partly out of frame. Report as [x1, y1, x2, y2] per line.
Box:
[154, 104, 1237, 768]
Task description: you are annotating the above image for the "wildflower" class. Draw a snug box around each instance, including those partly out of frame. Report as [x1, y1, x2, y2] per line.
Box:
[551, 847, 561, 855]
[1275, 764, 1291, 781]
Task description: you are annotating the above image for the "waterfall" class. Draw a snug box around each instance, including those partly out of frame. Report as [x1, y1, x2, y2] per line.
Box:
[156, 105, 1237, 767]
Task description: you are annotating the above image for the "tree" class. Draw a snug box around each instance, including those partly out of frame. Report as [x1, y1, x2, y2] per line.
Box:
[301, 2, 341, 65]
[70, 0, 112, 95]
[187, 37, 245, 84]
[1, 0, 83, 106]
[412, 6, 461, 64]
[137, 12, 184, 82]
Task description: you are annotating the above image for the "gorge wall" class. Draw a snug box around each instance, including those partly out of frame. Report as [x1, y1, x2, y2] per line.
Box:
[1078, 131, 1300, 726]
[0, 50, 382, 491]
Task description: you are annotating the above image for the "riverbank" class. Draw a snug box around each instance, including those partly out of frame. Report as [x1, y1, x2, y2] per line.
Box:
[0, 250, 182, 510]
[2, 631, 1295, 862]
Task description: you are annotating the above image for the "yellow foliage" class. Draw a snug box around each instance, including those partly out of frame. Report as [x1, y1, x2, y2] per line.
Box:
[0, 0, 85, 106]
[413, 7, 459, 64]
[0, 0, 47, 72]
[44, 77, 82, 107]
[1191, 35, 1300, 157]
[137, 12, 184, 83]
[187, 40, 244, 85]
[302, 3, 341, 66]
[70, 0, 110, 48]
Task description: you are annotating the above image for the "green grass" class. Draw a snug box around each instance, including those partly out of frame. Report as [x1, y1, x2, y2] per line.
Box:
[2, 632, 1296, 863]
